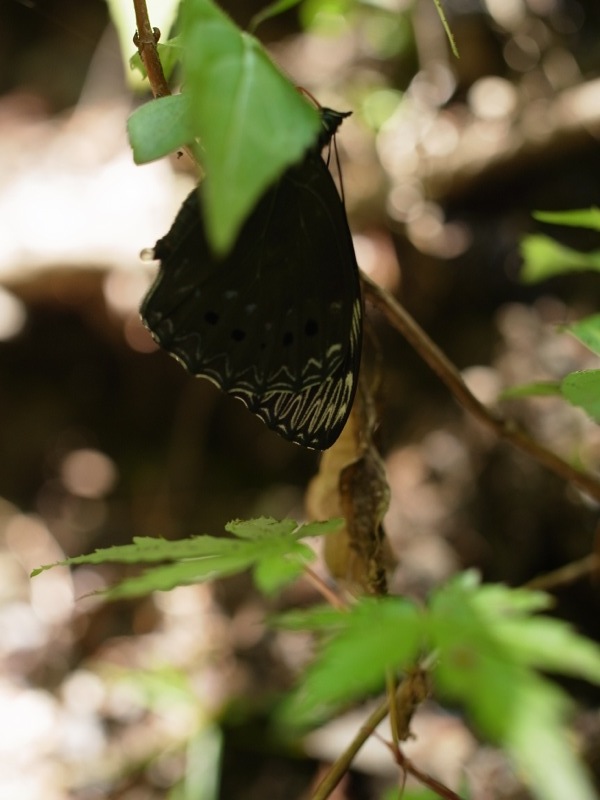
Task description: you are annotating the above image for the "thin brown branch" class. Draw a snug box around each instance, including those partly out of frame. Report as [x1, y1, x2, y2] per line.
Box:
[311, 698, 390, 800]
[132, 0, 171, 98]
[362, 273, 600, 503]
[302, 565, 348, 610]
[383, 736, 465, 800]
[525, 552, 600, 591]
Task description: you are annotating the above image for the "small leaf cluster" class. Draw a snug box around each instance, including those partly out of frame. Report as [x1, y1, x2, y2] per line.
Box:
[31, 517, 341, 599]
[278, 571, 600, 800]
[127, 0, 322, 255]
[513, 208, 600, 421]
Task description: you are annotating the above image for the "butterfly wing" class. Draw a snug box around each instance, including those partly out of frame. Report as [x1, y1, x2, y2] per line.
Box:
[141, 152, 362, 450]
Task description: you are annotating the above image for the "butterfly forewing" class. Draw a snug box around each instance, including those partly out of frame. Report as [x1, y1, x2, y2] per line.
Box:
[141, 109, 362, 450]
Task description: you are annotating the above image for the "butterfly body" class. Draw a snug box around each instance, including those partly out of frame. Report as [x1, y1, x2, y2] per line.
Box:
[141, 109, 362, 449]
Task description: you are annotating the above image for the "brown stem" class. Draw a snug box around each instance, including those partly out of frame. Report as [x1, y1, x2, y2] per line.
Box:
[311, 699, 390, 800]
[525, 552, 600, 591]
[133, 0, 171, 98]
[303, 566, 348, 610]
[383, 736, 465, 800]
[361, 273, 600, 503]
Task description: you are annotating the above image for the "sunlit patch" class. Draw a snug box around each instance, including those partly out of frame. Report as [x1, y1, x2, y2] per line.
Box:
[0, 287, 26, 340]
[60, 448, 118, 499]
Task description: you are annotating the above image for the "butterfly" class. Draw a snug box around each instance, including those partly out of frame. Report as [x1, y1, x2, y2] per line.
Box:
[140, 107, 362, 450]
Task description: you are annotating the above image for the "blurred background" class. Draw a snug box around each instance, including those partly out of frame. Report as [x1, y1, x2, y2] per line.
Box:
[1, 0, 600, 798]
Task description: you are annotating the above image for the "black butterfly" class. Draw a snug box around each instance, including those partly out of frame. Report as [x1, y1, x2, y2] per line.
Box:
[140, 107, 362, 450]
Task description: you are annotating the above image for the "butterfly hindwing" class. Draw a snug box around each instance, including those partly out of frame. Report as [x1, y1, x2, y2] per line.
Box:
[141, 111, 362, 449]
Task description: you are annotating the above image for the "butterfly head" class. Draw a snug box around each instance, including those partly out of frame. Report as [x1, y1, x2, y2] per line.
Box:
[317, 108, 352, 151]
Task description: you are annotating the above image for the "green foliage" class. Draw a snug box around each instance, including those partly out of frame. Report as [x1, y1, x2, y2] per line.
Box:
[500, 380, 562, 399]
[277, 597, 423, 726]
[513, 209, 600, 423]
[31, 517, 341, 599]
[168, 725, 223, 800]
[32, 516, 600, 799]
[520, 207, 600, 283]
[429, 575, 600, 800]
[126, 0, 322, 255]
[277, 572, 600, 800]
[561, 370, 600, 422]
[533, 208, 600, 231]
[128, 94, 194, 164]
[180, 0, 321, 255]
[565, 313, 600, 356]
[520, 235, 600, 283]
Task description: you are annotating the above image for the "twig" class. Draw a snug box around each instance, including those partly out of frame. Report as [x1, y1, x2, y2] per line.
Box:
[361, 273, 600, 503]
[132, 0, 171, 98]
[311, 698, 390, 800]
[383, 736, 465, 800]
[525, 552, 600, 591]
[303, 565, 348, 610]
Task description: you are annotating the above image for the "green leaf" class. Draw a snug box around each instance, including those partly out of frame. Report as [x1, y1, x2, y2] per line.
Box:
[127, 94, 195, 164]
[273, 605, 351, 631]
[533, 207, 600, 231]
[102, 553, 252, 599]
[429, 574, 599, 800]
[249, 0, 304, 33]
[279, 598, 423, 727]
[253, 551, 308, 595]
[492, 616, 600, 683]
[565, 314, 600, 356]
[500, 381, 562, 400]
[505, 678, 596, 800]
[32, 517, 331, 599]
[180, 0, 321, 254]
[560, 370, 600, 422]
[520, 234, 600, 282]
[31, 534, 244, 574]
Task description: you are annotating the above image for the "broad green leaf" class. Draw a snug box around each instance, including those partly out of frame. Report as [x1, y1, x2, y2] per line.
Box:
[565, 314, 600, 356]
[500, 381, 561, 400]
[533, 207, 600, 231]
[128, 94, 195, 164]
[429, 575, 599, 800]
[520, 234, 600, 283]
[561, 370, 600, 422]
[249, 0, 304, 33]
[180, 0, 321, 254]
[279, 598, 423, 727]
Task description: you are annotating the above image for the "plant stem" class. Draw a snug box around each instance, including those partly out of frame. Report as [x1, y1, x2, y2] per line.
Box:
[311, 699, 390, 800]
[132, 0, 171, 98]
[362, 272, 600, 503]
